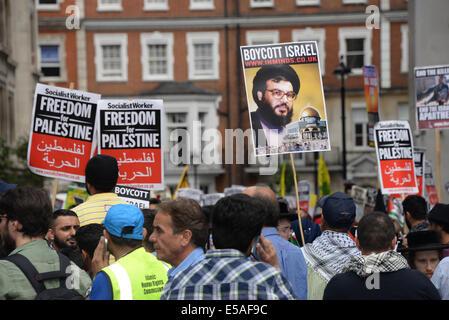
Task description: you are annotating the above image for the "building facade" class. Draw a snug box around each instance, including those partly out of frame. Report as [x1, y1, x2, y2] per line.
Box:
[37, 0, 409, 195]
[0, 0, 39, 145]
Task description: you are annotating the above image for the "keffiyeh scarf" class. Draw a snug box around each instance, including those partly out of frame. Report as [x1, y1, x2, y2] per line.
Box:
[302, 230, 360, 281]
[342, 250, 410, 277]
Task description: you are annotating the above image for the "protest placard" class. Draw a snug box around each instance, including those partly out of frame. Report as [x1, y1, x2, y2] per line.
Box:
[424, 160, 439, 207]
[415, 65, 449, 130]
[351, 185, 367, 210]
[365, 187, 378, 208]
[28, 84, 100, 182]
[97, 99, 163, 190]
[241, 41, 330, 156]
[374, 121, 418, 195]
[65, 186, 88, 209]
[298, 180, 310, 212]
[202, 193, 225, 206]
[114, 185, 151, 209]
[413, 147, 426, 196]
[363, 65, 380, 147]
[176, 188, 203, 204]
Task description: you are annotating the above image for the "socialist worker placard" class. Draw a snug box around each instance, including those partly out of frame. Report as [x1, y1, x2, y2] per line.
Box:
[27, 84, 100, 182]
[97, 99, 164, 190]
[374, 121, 418, 195]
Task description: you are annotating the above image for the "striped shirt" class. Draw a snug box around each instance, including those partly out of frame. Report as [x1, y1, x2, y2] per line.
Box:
[72, 193, 128, 226]
[160, 249, 297, 300]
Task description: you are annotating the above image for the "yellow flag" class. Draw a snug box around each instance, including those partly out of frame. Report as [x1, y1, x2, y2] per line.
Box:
[173, 165, 189, 200]
[318, 155, 332, 198]
[279, 162, 287, 197]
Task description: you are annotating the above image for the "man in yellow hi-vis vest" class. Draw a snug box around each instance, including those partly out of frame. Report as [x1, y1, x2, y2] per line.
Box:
[89, 204, 170, 300]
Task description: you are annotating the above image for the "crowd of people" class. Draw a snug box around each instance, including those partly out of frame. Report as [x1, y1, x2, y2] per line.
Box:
[0, 154, 449, 300]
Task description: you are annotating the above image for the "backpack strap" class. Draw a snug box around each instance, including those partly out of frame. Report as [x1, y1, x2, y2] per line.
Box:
[2, 254, 45, 294]
[2, 252, 72, 293]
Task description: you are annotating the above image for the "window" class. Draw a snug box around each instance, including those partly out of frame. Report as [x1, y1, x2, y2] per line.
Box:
[141, 33, 173, 81]
[94, 34, 128, 82]
[246, 30, 279, 45]
[292, 28, 326, 75]
[352, 104, 369, 148]
[38, 34, 66, 82]
[36, 0, 60, 11]
[250, 0, 274, 8]
[398, 103, 409, 121]
[401, 24, 409, 73]
[186, 32, 220, 80]
[97, 0, 122, 12]
[338, 27, 372, 75]
[296, 0, 320, 5]
[190, 0, 215, 10]
[144, 0, 169, 11]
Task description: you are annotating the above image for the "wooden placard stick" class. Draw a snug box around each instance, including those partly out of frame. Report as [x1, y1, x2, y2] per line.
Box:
[290, 153, 306, 246]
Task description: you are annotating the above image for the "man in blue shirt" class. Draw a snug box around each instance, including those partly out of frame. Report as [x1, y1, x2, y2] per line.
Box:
[243, 186, 308, 299]
[149, 198, 209, 279]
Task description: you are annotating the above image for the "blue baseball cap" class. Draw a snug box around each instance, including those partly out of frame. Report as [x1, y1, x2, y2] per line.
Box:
[0, 179, 16, 194]
[321, 192, 356, 229]
[103, 204, 144, 240]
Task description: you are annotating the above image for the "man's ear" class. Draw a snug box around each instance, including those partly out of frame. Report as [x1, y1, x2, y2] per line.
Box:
[46, 228, 55, 242]
[257, 90, 263, 102]
[181, 229, 193, 247]
[142, 227, 148, 240]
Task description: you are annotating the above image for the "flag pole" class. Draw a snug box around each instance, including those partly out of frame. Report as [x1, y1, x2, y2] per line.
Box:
[173, 164, 189, 200]
[290, 153, 306, 246]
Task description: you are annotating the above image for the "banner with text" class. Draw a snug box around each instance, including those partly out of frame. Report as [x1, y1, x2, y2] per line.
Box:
[241, 41, 330, 156]
[415, 64, 449, 130]
[363, 65, 380, 147]
[374, 121, 418, 194]
[413, 147, 426, 197]
[424, 160, 439, 208]
[28, 84, 100, 182]
[98, 99, 163, 190]
[298, 180, 310, 212]
[114, 185, 151, 209]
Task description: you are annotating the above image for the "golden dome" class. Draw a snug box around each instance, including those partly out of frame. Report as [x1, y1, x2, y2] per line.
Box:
[300, 107, 320, 119]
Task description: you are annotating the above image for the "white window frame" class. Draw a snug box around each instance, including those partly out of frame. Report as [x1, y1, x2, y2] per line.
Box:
[38, 34, 67, 82]
[338, 27, 372, 76]
[292, 28, 326, 75]
[189, 0, 215, 11]
[296, 0, 320, 6]
[97, 0, 123, 12]
[401, 24, 409, 73]
[351, 102, 370, 150]
[186, 32, 220, 81]
[36, 0, 61, 11]
[94, 33, 128, 82]
[250, 0, 274, 8]
[144, 0, 169, 11]
[140, 32, 174, 82]
[246, 30, 279, 45]
[342, 0, 367, 4]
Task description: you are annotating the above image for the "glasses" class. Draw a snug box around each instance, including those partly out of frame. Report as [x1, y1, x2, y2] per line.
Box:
[277, 226, 292, 234]
[266, 89, 297, 101]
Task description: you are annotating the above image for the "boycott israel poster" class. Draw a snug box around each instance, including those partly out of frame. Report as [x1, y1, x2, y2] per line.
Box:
[374, 121, 418, 195]
[114, 185, 151, 209]
[241, 41, 330, 156]
[424, 160, 439, 207]
[363, 66, 380, 147]
[28, 84, 100, 182]
[98, 99, 163, 190]
[415, 65, 449, 130]
[413, 147, 426, 196]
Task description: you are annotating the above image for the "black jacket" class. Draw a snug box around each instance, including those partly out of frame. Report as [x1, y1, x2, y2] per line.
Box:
[323, 269, 441, 300]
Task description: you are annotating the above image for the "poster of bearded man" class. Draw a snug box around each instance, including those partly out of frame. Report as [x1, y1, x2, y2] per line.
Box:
[240, 41, 330, 156]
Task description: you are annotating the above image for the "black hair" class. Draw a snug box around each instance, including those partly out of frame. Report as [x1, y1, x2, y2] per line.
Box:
[251, 192, 279, 227]
[212, 194, 265, 254]
[75, 223, 104, 259]
[142, 208, 157, 251]
[149, 198, 161, 205]
[252, 64, 300, 105]
[357, 211, 396, 252]
[51, 209, 78, 228]
[402, 195, 428, 221]
[85, 155, 119, 193]
[109, 233, 142, 248]
[0, 186, 52, 238]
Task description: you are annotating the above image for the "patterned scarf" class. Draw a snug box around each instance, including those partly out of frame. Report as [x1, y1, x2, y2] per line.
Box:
[342, 250, 410, 277]
[302, 230, 361, 281]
